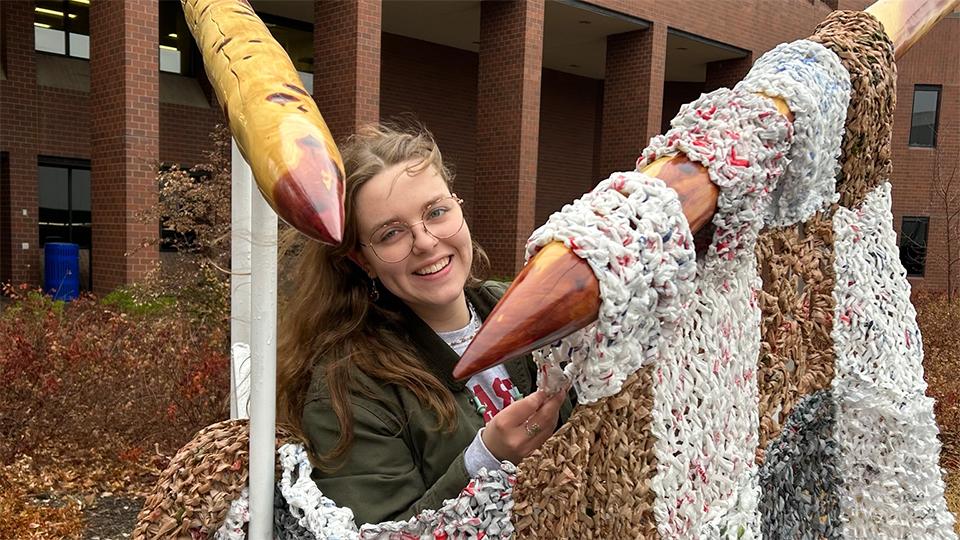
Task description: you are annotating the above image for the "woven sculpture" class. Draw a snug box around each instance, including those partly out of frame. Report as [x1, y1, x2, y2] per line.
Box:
[134, 6, 958, 540]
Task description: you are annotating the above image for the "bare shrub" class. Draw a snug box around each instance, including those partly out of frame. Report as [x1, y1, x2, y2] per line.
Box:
[0, 284, 229, 466]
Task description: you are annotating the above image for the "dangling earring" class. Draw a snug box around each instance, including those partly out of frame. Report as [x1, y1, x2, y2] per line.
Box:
[369, 277, 380, 302]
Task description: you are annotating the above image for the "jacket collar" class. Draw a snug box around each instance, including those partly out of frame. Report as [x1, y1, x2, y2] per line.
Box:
[377, 283, 534, 394]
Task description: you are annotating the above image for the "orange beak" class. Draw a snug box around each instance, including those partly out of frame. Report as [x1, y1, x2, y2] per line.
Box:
[454, 156, 719, 380]
[452, 241, 600, 380]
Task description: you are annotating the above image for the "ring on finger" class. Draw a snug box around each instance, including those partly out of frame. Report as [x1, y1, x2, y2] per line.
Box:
[524, 420, 542, 438]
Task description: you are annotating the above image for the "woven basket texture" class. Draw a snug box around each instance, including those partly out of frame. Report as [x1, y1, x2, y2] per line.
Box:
[755, 208, 837, 463]
[133, 419, 295, 539]
[810, 10, 896, 209]
[513, 367, 658, 539]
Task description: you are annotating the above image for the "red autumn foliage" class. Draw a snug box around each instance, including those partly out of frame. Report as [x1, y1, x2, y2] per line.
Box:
[0, 284, 230, 466]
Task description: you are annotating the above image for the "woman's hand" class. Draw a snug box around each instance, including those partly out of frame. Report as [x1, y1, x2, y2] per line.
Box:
[480, 388, 568, 464]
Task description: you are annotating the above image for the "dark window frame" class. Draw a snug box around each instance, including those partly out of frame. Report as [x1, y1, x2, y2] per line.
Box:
[159, 0, 198, 76]
[258, 12, 313, 33]
[909, 84, 942, 148]
[33, 0, 198, 76]
[37, 156, 92, 290]
[37, 156, 91, 248]
[33, 0, 88, 59]
[258, 12, 314, 75]
[900, 216, 930, 277]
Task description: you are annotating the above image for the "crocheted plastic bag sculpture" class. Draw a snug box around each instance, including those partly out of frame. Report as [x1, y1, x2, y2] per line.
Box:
[514, 10, 956, 540]
[135, 9, 957, 540]
[133, 419, 516, 539]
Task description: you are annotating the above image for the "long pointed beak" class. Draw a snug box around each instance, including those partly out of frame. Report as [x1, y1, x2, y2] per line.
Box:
[865, 0, 960, 58]
[452, 241, 600, 380]
[271, 143, 346, 246]
[454, 155, 719, 381]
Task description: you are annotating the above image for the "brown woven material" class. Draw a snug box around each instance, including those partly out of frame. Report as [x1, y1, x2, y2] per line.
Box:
[810, 10, 896, 209]
[133, 419, 295, 539]
[755, 208, 837, 464]
[513, 367, 657, 539]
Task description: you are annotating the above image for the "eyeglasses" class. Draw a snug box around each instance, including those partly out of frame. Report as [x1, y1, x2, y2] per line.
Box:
[360, 195, 465, 263]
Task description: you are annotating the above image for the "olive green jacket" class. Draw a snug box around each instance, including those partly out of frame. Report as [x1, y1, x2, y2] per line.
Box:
[303, 281, 575, 525]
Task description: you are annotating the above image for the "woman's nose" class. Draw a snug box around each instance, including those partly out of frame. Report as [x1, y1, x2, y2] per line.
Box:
[410, 222, 439, 254]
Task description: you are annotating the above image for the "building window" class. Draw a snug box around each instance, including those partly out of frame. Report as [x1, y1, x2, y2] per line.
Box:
[909, 85, 941, 148]
[34, 1, 194, 75]
[38, 158, 91, 250]
[260, 13, 314, 93]
[159, 0, 194, 74]
[34, 0, 90, 59]
[900, 216, 929, 277]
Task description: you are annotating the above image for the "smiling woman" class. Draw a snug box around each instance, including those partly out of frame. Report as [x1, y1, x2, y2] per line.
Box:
[275, 123, 574, 525]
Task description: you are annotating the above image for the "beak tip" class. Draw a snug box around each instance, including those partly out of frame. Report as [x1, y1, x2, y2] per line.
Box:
[451, 360, 471, 381]
[326, 221, 343, 246]
[454, 351, 489, 381]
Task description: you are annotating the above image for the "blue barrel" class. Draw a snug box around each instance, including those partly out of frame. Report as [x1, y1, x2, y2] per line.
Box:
[44, 242, 80, 301]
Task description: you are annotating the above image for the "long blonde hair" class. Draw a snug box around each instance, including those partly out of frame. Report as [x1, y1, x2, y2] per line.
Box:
[277, 123, 489, 470]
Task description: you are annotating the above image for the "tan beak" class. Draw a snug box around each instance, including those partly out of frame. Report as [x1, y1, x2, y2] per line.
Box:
[453, 0, 955, 381]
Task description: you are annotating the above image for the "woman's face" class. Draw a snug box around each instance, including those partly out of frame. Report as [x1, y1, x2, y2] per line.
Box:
[354, 159, 473, 322]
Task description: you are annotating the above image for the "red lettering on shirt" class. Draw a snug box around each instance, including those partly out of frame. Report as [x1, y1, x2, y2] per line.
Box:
[492, 377, 515, 407]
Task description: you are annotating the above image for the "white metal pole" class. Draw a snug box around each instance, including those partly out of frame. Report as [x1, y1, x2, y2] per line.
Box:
[230, 139, 252, 419]
[248, 177, 278, 538]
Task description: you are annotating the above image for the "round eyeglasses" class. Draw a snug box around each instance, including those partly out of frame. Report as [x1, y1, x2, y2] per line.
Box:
[360, 195, 465, 263]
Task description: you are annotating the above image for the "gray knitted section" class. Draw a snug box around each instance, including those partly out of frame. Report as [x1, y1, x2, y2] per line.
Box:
[274, 478, 314, 539]
[759, 389, 842, 539]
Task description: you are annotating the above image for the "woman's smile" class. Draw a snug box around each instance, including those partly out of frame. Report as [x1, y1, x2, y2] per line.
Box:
[354, 159, 474, 330]
[413, 255, 453, 277]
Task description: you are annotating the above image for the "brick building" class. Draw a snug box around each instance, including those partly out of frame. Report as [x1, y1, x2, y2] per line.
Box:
[1, 0, 957, 293]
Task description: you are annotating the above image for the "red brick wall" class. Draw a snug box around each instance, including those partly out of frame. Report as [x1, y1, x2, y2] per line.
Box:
[704, 55, 754, 93]
[3, 0, 957, 294]
[587, 0, 832, 58]
[89, 0, 159, 293]
[38, 87, 90, 159]
[313, 0, 381, 143]
[160, 102, 223, 166]
[379, 33, 478, 221]
[475, 0, 545, 276]
[0, 1, 40, 285]
[599, 24, 667, 178]
[380, 34, 603, 243]
[890, 17, 960, 293]
[35, 90, 219, 169]
[537, 69, 603, 224]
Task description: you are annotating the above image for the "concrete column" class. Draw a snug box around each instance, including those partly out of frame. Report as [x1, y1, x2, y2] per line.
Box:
[0, 1, 40, 285]
[313, 0, 381, 142]
[475, 0, 545, 276]
[599, 23, 667, 178]
[89, 0, 159, 293]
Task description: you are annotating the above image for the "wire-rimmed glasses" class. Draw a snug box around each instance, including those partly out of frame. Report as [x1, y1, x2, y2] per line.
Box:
[360, 194, 465, 263]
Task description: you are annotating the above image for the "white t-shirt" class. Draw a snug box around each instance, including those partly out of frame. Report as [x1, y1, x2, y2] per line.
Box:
[435, 303, 519, 471]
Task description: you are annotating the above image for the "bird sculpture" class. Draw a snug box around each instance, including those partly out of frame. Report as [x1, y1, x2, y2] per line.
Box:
[134, 0, 960, 538]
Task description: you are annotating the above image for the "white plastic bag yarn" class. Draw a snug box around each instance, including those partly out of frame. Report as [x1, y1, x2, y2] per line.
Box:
[638, 87, 793, 540]
[278, 444, 359, 539]
[525, 171, 696, 404]
[831, 183, 956, 538]
[216, 444, 517, 540]
[735, 39, 850, 227]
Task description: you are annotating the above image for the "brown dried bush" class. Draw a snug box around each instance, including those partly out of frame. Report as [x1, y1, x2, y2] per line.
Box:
[0, 284, 229, 468]
[914, 291, 960, 532]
